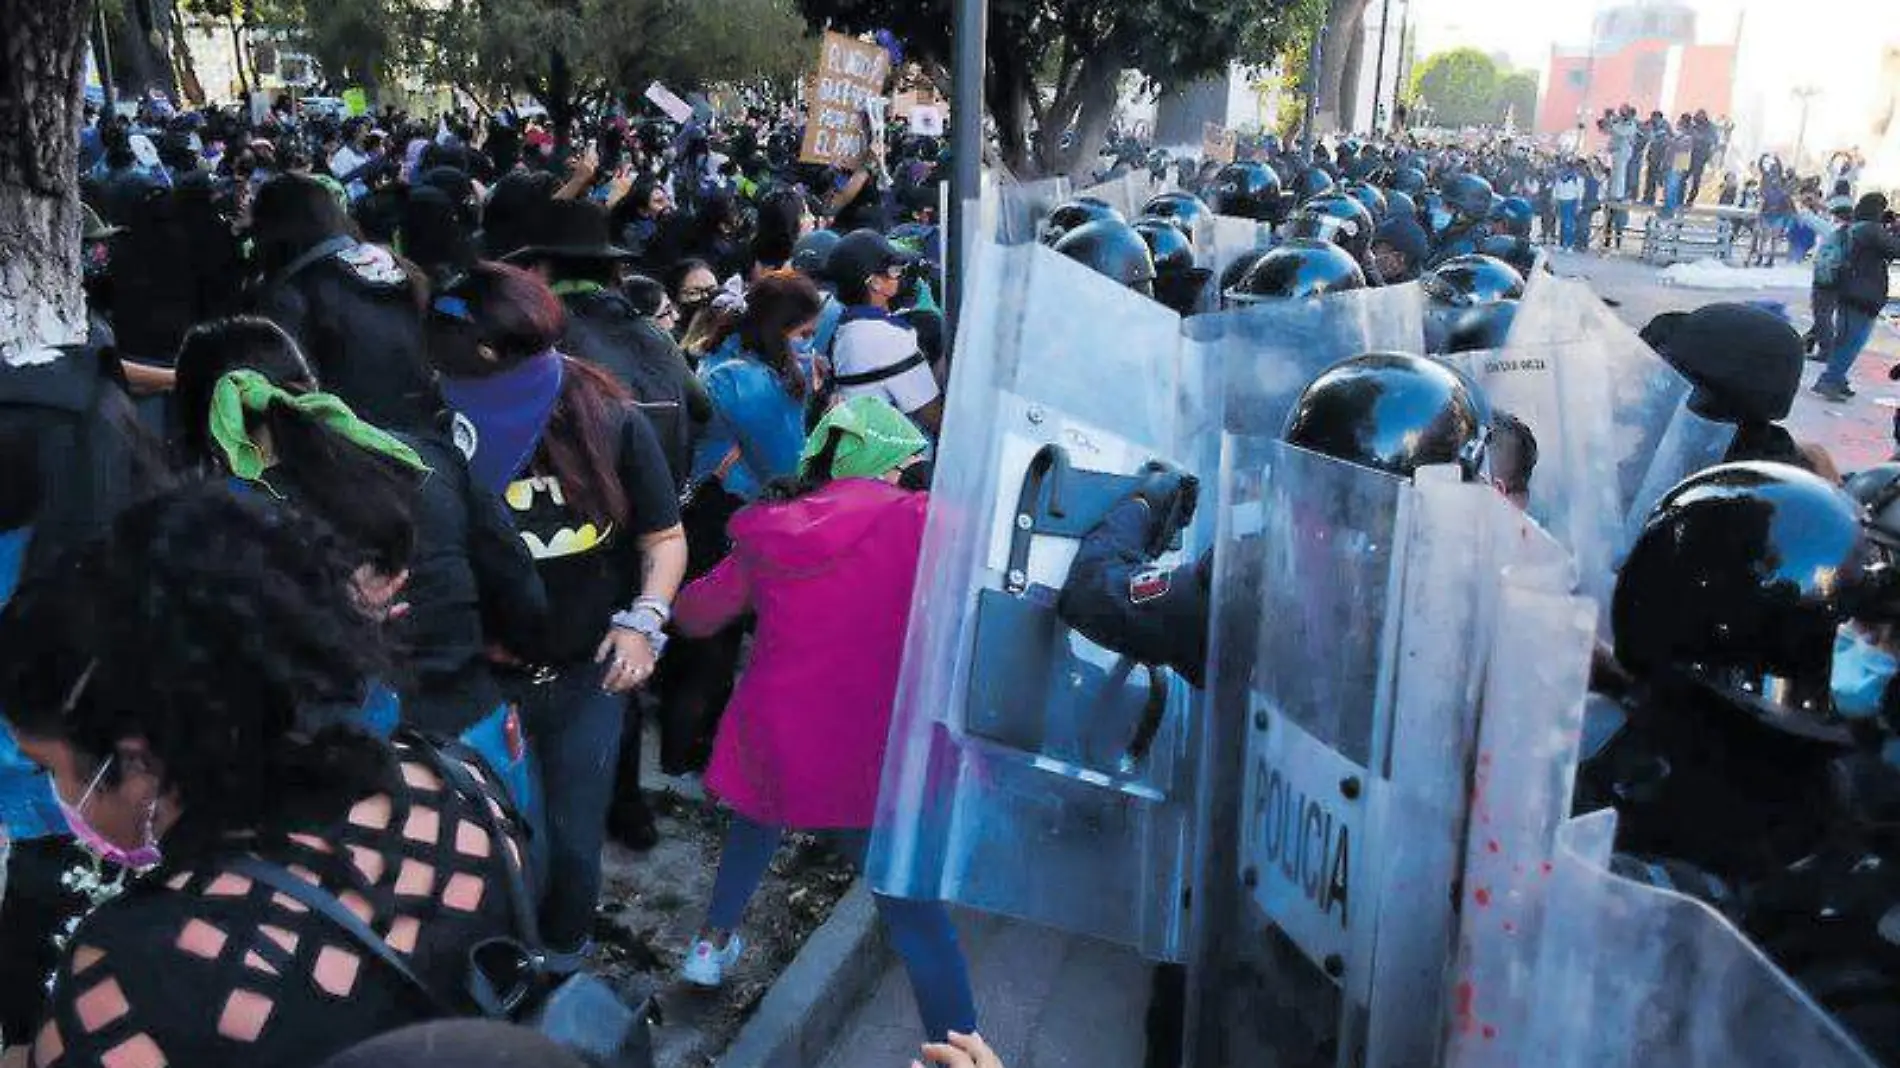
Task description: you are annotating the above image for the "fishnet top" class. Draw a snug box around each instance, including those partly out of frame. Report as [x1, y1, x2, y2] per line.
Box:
[28, 739, 527, 1068]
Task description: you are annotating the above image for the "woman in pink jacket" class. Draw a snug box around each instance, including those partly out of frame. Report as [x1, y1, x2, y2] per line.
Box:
[672, 396, 977, 1042]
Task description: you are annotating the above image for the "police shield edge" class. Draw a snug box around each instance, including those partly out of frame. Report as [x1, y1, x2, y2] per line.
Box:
[868, 239, 1219, 960]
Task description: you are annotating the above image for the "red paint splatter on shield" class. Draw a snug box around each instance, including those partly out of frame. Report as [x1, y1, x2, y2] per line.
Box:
[1474, 887, 1492, 907]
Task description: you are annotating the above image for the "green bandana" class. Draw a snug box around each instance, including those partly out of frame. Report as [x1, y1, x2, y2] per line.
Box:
[801, 395, 928, 481]
[209, 369, 431, 483]
[550, 280, 607, 298]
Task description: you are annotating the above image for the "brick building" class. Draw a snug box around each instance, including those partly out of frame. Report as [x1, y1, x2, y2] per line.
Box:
[1537, 0, 1736, 141]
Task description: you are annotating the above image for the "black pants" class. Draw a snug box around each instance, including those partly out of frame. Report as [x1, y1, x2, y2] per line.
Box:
[648, 481, 747, 775]
[1644, 157, 1667, 203]
[0, 839, 91, 1042]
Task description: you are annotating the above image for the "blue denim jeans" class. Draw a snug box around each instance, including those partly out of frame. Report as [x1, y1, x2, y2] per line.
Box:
[516, 661, 626, 951]
[1820, 306, 1880, 390]
[1557, 201, 1580, 249]
[707, 813, 979, 1040]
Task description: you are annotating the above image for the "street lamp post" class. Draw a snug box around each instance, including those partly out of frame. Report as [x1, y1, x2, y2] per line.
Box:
[946, 0, 988, 336]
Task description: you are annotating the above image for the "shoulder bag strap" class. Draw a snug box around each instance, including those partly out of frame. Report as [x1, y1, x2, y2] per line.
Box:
[225, 854, 455, 1016]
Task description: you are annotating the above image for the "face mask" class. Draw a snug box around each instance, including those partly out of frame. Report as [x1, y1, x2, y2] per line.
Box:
[790, 337, 817, 362]
[58, 755, 163, 871]
[1832, 625, 1898, 722]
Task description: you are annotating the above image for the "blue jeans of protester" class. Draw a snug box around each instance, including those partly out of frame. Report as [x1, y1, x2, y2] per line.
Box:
[1557, 201, 1580, 250]
[707, 814, 978, 1041]
[1664, 170, 1684, 216]
[517, 661, 626, 951]
[1819, 306, 1880, 391]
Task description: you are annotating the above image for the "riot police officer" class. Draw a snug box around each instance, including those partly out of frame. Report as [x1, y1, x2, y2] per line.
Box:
[1580, 463, 1876, 890]
[1209, 160, 1288, 226]
[1141, 190, 1214, 246]
[1283, 193, 1381, 284]
[1041, 196, 1125, 246]
[1053, 218, 1159, 299]
[1642, 302, 1821, 471]
[1427, 173, 1497, 267]
[1224, 239, 1365, 307]
[1421, 253, 1524, 355]
[1133, 216, 1213, 317]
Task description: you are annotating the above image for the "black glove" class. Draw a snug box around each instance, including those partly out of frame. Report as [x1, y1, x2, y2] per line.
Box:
[1131, 460, 1199, 555]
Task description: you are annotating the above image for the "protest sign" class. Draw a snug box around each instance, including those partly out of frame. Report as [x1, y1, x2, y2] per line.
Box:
[645, 82, 695, 124]
[1203, 122, 1237, 165]
[799, 30, 892, 168]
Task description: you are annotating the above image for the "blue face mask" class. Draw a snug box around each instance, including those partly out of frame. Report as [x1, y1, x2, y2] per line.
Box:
[1832, 625, 1899, 721]
[790, 337, 817, 362]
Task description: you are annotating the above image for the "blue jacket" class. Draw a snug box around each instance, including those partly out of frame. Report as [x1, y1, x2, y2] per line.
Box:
[0, 527, 61, 840]
[691, 335, 807, 500]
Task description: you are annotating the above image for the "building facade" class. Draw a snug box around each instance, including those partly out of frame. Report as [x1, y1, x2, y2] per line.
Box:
[1537, 0, 1736, 140]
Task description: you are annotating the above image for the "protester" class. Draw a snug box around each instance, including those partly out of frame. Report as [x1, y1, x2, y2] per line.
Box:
[0, 483, 530, 1068]
[1813, 193, 1900, 402]
[426, 262, 687, 950]
[674, 396, 976, 1040]
[825, 230, 943, 434]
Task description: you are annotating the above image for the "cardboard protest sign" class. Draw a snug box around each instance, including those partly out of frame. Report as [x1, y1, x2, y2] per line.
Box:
[644, 82, 694, 124]
[799, 31, 892, 168]
[1203, 122, 1237, 165]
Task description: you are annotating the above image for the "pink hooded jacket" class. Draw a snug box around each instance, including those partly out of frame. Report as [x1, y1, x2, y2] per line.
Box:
[673, 477, 927, 828]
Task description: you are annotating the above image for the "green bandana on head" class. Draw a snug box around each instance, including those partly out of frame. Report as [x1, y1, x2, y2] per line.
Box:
[209, 369, 431, 482]
[801, 395, 928, 481]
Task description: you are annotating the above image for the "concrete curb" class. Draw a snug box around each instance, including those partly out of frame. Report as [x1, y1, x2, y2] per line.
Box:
[719, 880, 892, 1068]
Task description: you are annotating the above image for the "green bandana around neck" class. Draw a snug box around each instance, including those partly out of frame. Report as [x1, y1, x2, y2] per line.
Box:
[209, 369, 431, 483]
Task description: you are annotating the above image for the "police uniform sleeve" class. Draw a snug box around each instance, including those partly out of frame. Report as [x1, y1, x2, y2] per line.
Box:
[1057, 498, 1211, 689]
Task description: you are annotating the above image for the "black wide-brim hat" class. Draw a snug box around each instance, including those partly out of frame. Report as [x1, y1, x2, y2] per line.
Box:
[501, 198, 634, 263]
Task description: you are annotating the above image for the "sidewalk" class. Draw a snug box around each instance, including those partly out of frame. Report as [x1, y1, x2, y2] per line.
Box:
[815, 912, 1150, 1068]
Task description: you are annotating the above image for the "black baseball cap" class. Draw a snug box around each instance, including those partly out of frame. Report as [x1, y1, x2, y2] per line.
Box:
[826, 229, 915, 288]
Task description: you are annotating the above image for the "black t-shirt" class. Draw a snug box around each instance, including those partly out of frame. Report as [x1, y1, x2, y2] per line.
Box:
[505, 405, 680, 664]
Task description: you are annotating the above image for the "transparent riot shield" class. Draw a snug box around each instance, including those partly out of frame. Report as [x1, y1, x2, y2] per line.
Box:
[868, 239, 1219, 960]
[1186, 419, 1519, 1068]
[1515, 810, 1879, 1067]
[1189, 283, 1428, 441]
[1621, 400, 1737, 552]
[1207, 214, 1275, 278]
[1074, 172, 1151, 221]
[992, 176, 1073, 245]
[1445, 276, 1688, 609]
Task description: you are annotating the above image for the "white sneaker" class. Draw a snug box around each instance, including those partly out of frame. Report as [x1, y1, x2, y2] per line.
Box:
[681, 934, 744, 987]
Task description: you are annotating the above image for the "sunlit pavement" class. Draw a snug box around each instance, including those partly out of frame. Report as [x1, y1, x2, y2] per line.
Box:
[1547, 248, 1900, 473]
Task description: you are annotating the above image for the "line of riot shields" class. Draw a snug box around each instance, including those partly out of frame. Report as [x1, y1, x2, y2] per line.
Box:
[866, 179, 1877, 1066]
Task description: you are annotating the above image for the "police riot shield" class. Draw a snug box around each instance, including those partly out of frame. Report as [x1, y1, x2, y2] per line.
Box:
[1512, 810, 1879, 1067]
[1075, 172, 1158, 222]
[1189, 283, 1428, 440]
[867, 239, 1219, 959]
[992, 176, 1073, 245]
[1207, 214, 1276, 279]
[1186, 392, 1541, 1068]
[1439, 276, 1688, 610]
[1620, 401, 1737, 551]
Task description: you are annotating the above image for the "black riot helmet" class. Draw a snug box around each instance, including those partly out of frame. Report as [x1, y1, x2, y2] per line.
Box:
[1285, 193, 1376, 262]
[1389, 166, 1428, 195]
[1224, 238, 1365, 306]
[1041, 196, 1124, 246]
[1133, 216, 1213, 316]
[1293, 166, 1337, 204]
[1421, 254, 1526, 308]
[1218, 246, 1273, 298]
[1053, 218, 1158, 297]
[1343, 181, 1389, 222]
[1210, 160, 1287, 223]
[1615, 462, 1878, 743]
[1140, 191, 1212, 242]
[1490, 195, 1535, 239]
[1429, 301, 1520, 355]
[1442, 173, 1496, 221]
[1846, 464, 1900, 553]
[1648, 302, 1804, 425]
[1382, 188, 1418, 227]
[1477, 234, 1539, 277]
[1282, 352, 1489, 480]
[1132, 216, 1196, 276]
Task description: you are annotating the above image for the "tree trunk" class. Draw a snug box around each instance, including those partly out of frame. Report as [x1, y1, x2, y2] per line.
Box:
[1316, 0, 1370, 134]
[104, 0, 175, 100]
[1037, 58, 1120, 178]
[1336, 7, 1366, 131]
[172, 11, 206, 107]
[228, 12, 250, 97]
[0, 0, 92, 364]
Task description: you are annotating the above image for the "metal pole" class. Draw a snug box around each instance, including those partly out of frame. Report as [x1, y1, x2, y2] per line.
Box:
[94, 4, 116, 112]
[1302, 23, 1326, 163]
[946, 0, 987, 338]
[1369, 0, 1393, 135]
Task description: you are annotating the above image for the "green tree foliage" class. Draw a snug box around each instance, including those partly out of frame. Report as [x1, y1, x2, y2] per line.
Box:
[797, 0, 1305, 176]
[1494, 70, 1539, 129]
[1409, 47, 1536, 130]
